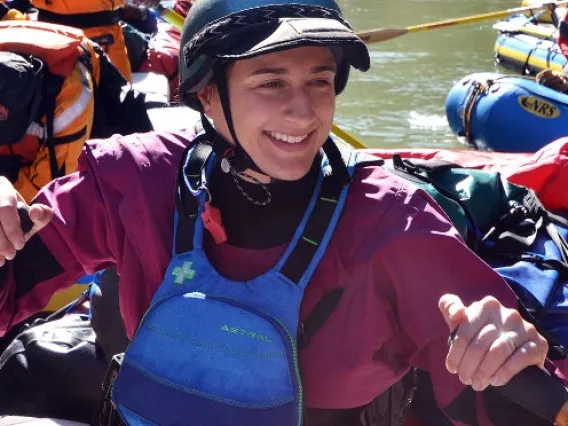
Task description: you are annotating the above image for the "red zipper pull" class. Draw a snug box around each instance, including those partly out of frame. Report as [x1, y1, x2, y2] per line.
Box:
[201, 202, 228, 244]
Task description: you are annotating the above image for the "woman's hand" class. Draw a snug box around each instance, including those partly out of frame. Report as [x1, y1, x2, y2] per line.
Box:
[0, 177, 52, 266]
[439, 294, 548, 392]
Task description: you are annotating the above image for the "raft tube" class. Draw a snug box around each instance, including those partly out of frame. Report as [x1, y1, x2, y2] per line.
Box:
[445, 72, 568, 152]
[493, 14, 557, 41]
[494, 29, 567, 75]
[367, 137, 568, 214]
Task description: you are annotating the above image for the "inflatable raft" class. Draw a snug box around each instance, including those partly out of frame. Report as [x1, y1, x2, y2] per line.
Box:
[369, 138, 568, 214]
[445, 71, 568, 152]
[493, 15, 567, 75]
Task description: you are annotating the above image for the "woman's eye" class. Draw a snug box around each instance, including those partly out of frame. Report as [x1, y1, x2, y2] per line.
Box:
[259, 81, 284, 89]
[312, 79, 333, 87]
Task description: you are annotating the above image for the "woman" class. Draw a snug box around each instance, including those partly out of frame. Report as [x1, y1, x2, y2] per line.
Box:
[0, 0, 563, 425]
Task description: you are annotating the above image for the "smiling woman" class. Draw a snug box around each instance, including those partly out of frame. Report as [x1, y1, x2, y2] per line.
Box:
[177, 0, 370, 186]
[198, 47, 337, 181]
[0, 0, 562, 426]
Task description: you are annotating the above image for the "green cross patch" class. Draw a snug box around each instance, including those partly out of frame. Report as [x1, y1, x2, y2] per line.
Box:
[171, 261, 196, 284]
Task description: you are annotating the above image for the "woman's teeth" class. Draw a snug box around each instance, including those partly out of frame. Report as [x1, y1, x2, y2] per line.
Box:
[268, 131, 309, 144]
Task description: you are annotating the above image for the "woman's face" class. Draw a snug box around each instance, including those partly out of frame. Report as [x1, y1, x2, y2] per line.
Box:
[199, 46, 337, 181]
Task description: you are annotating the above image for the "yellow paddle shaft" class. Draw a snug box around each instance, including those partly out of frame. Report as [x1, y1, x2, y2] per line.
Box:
[331, 124, 367, 149]
[358, 0, 568, 44]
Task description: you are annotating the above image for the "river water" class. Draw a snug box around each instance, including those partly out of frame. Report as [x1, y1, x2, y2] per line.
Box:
[336, 0, 520, 148]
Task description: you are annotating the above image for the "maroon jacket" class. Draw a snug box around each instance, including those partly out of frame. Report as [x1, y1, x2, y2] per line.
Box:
[0, 131, 561, 424]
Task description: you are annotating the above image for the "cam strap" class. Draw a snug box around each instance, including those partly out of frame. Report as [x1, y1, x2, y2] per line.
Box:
[41, 72, 66, 180]
[521, 190, 568, 263]
[51, 126, 88, 146]
[516, 301, 567, 360]
[41, 126, 89, 179]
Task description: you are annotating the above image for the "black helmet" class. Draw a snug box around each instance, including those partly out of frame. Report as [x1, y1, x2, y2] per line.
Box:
[178, 0, 370, 110]
[0, 51, 44, 146]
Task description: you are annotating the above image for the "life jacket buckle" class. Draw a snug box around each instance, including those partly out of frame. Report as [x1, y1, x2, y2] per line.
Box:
[92, 353, 125, 426]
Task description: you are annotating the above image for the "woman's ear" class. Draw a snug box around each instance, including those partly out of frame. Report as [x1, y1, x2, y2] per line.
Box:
[196, 84, 216, 114]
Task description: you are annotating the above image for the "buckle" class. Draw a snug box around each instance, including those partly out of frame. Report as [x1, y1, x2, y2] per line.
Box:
[92, 353, 124, 426]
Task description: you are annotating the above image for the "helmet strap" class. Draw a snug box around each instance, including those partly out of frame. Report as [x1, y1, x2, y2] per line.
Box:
[199, 109, 273, 206]
[196, 65, 273, 206]
[212, 65, 240, 150]
[211, 64, 263, 174]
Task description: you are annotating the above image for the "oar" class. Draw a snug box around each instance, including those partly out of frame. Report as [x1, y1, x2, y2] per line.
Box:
[154, 5, 370, 149]
[490, 365, 568, 426]
[331, 123, 367, 149]
[356, 0, 568, 44]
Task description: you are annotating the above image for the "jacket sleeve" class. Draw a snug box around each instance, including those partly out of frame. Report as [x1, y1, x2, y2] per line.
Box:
[14, 64, 95, 203]
[0, 137, 130, 336]
[375, 186, 564, 425]
[0, 130, 191, 338]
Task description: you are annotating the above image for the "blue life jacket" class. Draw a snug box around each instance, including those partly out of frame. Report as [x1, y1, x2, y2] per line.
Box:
[110, 138, 358, 425]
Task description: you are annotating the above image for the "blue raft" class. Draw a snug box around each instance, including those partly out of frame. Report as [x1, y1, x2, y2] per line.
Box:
[494, 32, 567, 75]
[445, 72, 568, 152]
[493, 15, 568, 75]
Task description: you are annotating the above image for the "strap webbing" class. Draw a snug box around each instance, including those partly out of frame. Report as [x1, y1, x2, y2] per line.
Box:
[42, 73, 66, 180]
[279, 170, 344, 284]
[299, 288, 344, 349]
[174, 139, 212, 255]
[51, 126, 88, 146]
[322, 138, 352, 186]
